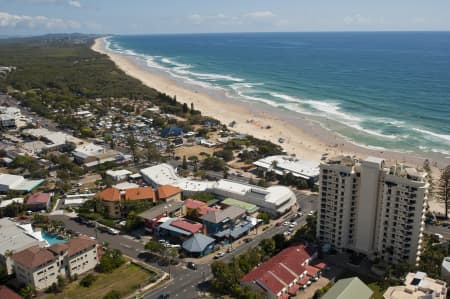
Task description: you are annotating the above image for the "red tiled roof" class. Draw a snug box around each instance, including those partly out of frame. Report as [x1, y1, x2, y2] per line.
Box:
[66, 237, 97, 257]
[27, 192, 51, 205]
[288, 283, 300, 295]
[0, 285, 23, 299]
[11, 246, 56, 269]
[96, 187, 121, 201]
[278, 293, 289, 299]
[298, 276, 310, 285]
[258, 271, 286, 294]
[198, 206, 220, 216]
[171, 219, 203, 234]
[185, 199, 207, 210]
[125, 187, 155, 201]
[241, 244, 316, 295]
[305, 265, 320, 277]
[311, 261, 327, 270]
[157, 185, 182, 199]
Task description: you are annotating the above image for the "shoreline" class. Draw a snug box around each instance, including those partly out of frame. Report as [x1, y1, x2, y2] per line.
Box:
[91, 37, 446, 176]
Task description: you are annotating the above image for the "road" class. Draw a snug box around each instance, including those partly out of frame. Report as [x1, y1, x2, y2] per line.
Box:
[50, 191, 319, 298]
[425, 224, 450, 239]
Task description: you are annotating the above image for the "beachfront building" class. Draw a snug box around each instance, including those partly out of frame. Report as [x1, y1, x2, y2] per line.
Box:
[0, 173, 44, 193]
[140, 163, 297, 217]
[317, 156, 428, 264]
[11, 237, 98, 290]
[0, 218, 46, 274]
[383, 272, 447, 299]
[321, 277, 373, 299]
[253, 155, 320, 183]
[26, 192, 52, 212]
[240, 245, 319, 299]
[212, 180, 296, 217]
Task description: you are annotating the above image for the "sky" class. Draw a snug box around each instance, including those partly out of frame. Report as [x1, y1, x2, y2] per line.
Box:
[1, 0, 450, 36]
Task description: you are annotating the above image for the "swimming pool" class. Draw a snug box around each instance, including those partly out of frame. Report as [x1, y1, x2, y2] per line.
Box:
[41, 231, 66, 245]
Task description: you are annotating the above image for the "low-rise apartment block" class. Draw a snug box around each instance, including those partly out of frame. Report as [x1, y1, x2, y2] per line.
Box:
[11, 237, 98, 290]
[383, 271, 447, 299]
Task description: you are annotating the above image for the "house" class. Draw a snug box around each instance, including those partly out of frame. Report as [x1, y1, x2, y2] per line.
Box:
[200, 206, 246, 235]
[138, 201, 185, 232]
[12, 237, 98, 290]
[0, 218, 46, 274]
[0, 285, 23, 299]
[161, 127, 183, 138]
[322, 277, 373, 299]
[182, 233, 215, 257]
[383, 271, 447, 299]
[240, 245, 319, 299]
[26, 193, 52, 212]
[157, 185, 183, 202]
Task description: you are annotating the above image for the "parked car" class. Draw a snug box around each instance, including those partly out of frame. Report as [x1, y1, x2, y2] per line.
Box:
[227, 247, 235, 253]
[214, 252, 225, 259]
[283, 221, 290, 226]
[289, 222, 296, 228]
[187, 262, 197, 270]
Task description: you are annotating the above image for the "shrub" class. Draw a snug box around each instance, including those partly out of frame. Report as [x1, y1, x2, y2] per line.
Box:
[103, 290, 121, 299]
[79, 273, 97, 287]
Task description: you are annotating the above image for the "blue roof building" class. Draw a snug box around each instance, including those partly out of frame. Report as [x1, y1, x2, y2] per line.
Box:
[182, 233, 215, 257]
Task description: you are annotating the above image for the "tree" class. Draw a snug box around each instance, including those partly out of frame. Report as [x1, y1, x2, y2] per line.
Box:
[98, 249, 125, 273]
[182, 155, 188, 170]
[20, 285, 35, 299]
[127, 134, 138, 163]
[257, 212, 271, 224]
[79, 273, 97, 287]
[259, 238, 275, 257]
[145, 240, 165, 253]
[144, 142, 161, 162]
[438, 166, 450, 218]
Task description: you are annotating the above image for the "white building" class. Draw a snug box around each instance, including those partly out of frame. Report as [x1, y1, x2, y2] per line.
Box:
[253, 155, 320, 181]
[0, 218, 46, 274]
[442, 257, 450, 282]
[0, 107, 21, 127]
[0, 173, 44, 193]
[106, 169, 132, 182]
[384, 271, 447, 299]
[23, 128, 82, 151]
[141, 163, 297, 216]
[317, 156, 428, 264]
[73, 143, 126, 168]
[12, 237, 98, 290]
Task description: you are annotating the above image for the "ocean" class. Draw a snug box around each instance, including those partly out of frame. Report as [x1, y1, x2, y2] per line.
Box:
[106, 32, 450, 157]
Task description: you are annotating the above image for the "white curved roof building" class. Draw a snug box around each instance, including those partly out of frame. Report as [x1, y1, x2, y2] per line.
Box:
[141, 163, 296, 216]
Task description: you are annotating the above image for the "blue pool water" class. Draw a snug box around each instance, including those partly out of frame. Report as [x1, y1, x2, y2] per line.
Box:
[41, 231, 66, 245]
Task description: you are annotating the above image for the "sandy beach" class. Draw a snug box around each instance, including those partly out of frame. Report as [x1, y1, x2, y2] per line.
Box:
[91, 37, 447, 180]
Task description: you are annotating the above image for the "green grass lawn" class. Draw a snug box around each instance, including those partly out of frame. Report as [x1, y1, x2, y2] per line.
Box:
[45, 263, 156, 299]
[368, 282, 387, 299]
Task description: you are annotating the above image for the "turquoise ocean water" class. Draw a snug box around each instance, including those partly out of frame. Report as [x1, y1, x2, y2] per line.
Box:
[106, 32, 450, 157]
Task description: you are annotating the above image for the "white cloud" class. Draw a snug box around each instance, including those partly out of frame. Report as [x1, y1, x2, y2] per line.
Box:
[0, 11, 80, 30]
[243, 11, 275, 19]
[186, 10, 277, 26]
[68, 0, 81, 8]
